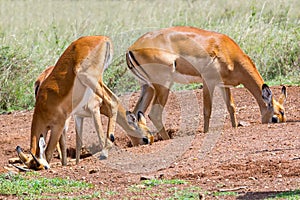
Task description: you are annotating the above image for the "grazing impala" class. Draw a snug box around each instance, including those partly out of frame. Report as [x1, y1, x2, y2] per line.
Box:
[17, 36, 150, 170]
[34, 65, 152, 165]
[126, 26, 286, 140]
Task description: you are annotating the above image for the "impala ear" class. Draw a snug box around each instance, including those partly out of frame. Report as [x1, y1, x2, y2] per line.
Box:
[278, 85, 287, 105]
[34, 81, 40, 98]
[262, 84, 273, 107]
[137, 111, 147, 125]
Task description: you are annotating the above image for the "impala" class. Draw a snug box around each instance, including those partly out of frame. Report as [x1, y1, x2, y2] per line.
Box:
[126, 26, 286, 140]
[34, 65, 152, 165]
[17, 36, 150, 170]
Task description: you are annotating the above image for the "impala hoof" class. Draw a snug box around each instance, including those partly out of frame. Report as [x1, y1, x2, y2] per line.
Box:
[109, 134, 115, 142]
[99, 150, 108, 160]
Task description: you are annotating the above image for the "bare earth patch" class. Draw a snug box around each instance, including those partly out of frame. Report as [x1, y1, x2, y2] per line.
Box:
[0, 86, 299, 199]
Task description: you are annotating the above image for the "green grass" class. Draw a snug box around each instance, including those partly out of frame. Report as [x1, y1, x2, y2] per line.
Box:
[129, 179, 202, 199]
[142, 178, 188, 187]
[266, 190, 300, 199]
[213, 191, 238, 197]
[0, 0, 299, 112]
[0, 172, 93, 199]
[168, 186, 203, 200]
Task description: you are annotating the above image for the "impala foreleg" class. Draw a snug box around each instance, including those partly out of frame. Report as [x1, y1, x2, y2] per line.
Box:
[221, 87, 237, 128]
[91, 101, 113, 160]
[75, 116, 84, 164]
[58, 131, 67, 166]
[45, 124, 65, 163]
[100, 84, 119, 143]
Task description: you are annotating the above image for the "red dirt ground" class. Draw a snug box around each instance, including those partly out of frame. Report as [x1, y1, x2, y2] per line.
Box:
[0, 86, 299, 199]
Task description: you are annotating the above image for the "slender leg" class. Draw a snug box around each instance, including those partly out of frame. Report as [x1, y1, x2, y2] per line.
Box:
[221, 87, 237, 127]
[46, 124, 65, 163]
[59, 130, 67, 166]
[101, 84, 118, 143]
[75, 116, 84, 164]
[133, 84, 155, 114]
[91, 102, 112, 160]
[203, 81, 215, 133]
[41, 128, 66, 165]
[106, 114, 116, 143]
[58, 117, 70, 166]
[148, 84, 170, 140]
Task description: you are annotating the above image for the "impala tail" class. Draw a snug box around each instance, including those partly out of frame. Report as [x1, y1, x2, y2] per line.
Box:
[126, 51, 152, 86]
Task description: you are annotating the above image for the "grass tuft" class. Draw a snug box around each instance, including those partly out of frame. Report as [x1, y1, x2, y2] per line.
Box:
[0, 172, 93, 199]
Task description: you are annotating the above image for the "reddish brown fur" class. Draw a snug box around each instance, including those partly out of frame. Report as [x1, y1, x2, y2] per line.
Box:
[127, 26, 286, 139]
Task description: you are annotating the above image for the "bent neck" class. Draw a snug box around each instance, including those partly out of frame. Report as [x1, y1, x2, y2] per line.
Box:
[100, 102, 135, 134]
[116, 104, 135, 134]
[238, 59, 268, 117]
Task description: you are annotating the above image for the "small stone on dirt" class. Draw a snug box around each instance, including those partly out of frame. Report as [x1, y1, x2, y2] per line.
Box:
[140, 175, 155, 181]
[89, 169, 99, 174]
[238, 121, 250, 127]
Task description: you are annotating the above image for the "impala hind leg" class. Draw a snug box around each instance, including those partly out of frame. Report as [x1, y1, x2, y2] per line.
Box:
[58, 117, 70, 166]
[58, 130, 67, 166]
[148, 84, 170, 140]
[221, 87, 237, 128]
[75, 116, 84, 164]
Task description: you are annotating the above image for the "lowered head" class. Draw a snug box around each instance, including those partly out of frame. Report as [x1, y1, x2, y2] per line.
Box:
[261, 84, 286, 123]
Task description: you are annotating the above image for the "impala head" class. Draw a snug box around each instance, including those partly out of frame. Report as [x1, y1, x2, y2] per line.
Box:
[262, 84, 287, 123]
[126, 111, 154, 145]
[16, 136, 50, 170]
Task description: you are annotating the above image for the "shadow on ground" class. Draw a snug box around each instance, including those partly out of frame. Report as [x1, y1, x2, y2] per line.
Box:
[237, 190, 300, 200]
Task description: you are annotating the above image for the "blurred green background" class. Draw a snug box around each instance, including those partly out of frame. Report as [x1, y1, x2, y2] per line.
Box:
[0, 0, 299, 113]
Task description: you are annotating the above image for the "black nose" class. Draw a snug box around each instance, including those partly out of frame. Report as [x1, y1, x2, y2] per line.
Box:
[142, 137, 149, 144]
[272, 116, 278, 123]
[16, 146, 22, 153]
[44, 165, 50, 170]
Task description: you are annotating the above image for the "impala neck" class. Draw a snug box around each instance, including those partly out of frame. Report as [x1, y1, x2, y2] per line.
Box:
[30, 109, 45, 156]
[116, 105, 135, 133]
[100, 102, 136, 134]
[238, 58, 268, 116]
